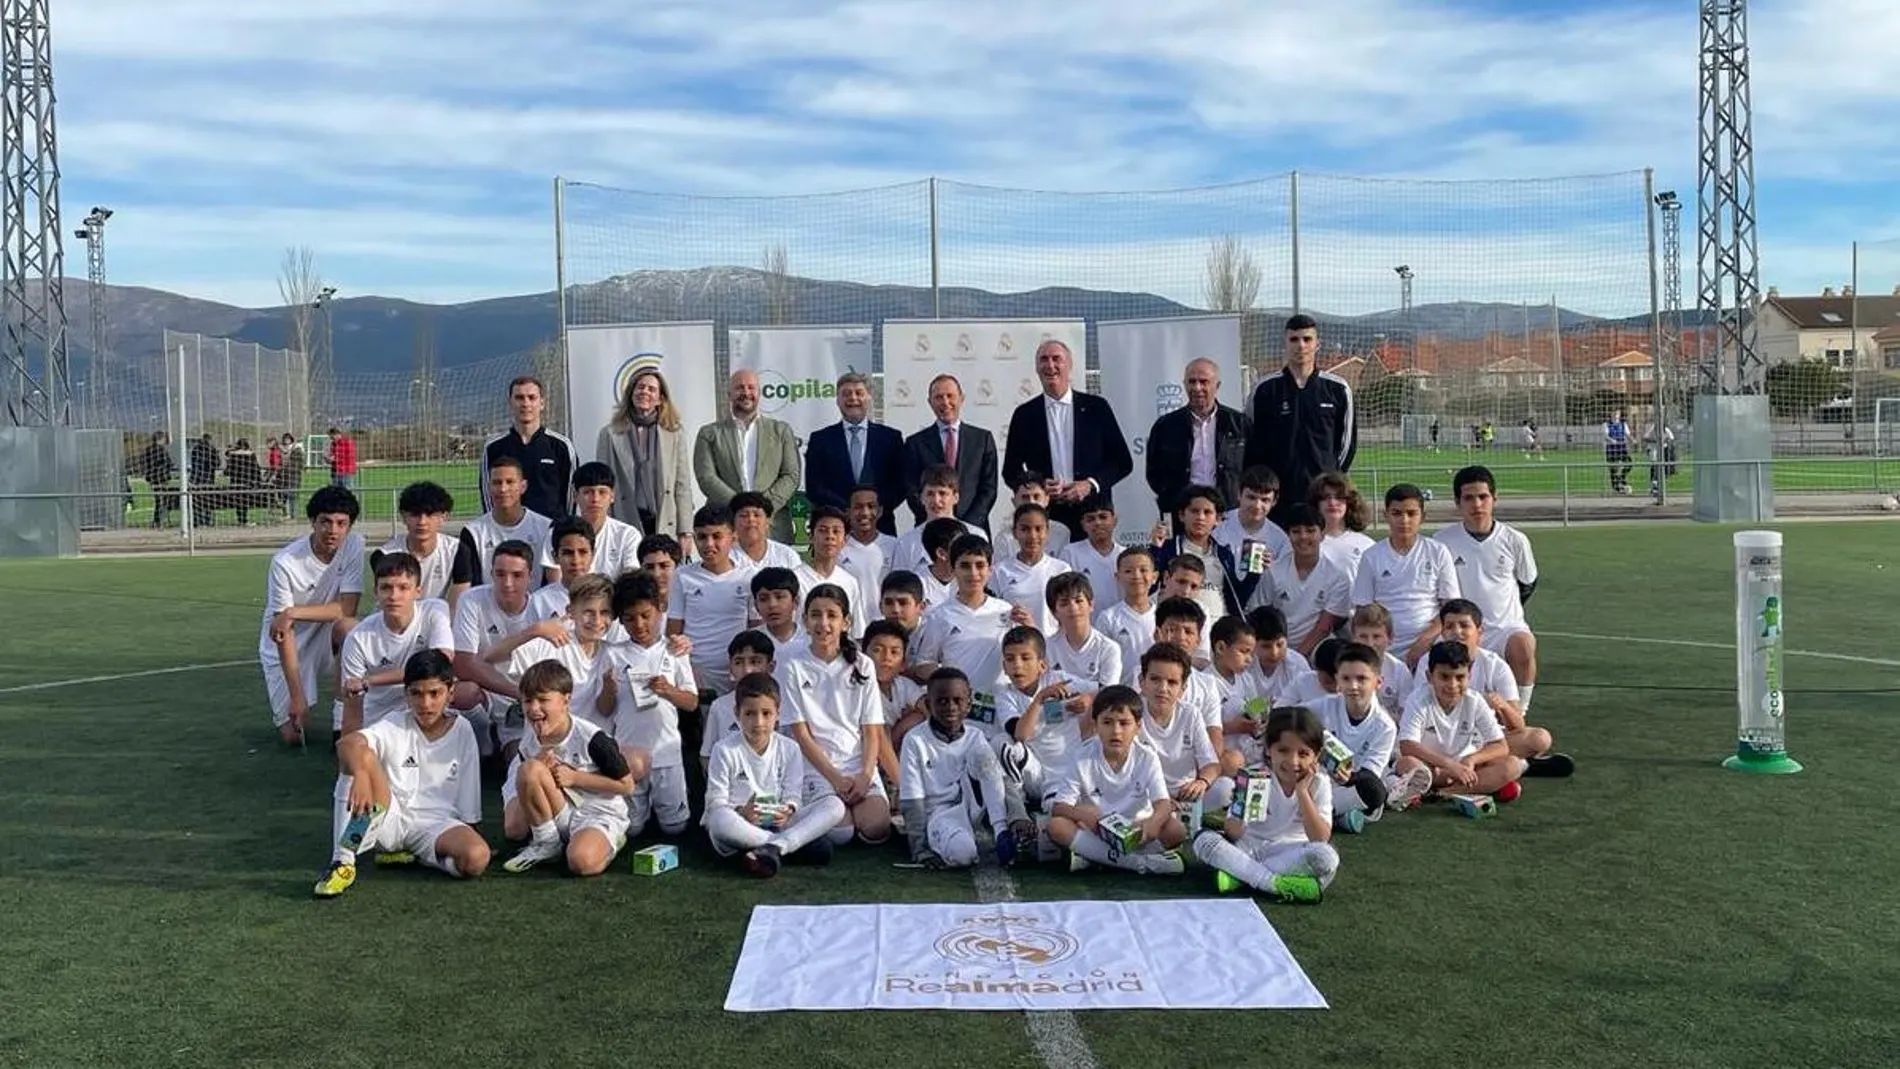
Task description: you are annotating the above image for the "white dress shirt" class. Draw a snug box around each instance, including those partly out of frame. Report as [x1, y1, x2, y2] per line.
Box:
[1188, 407, 1218, 487]
[737, 416, 760, 491]
[1044, 390, 1074, 484]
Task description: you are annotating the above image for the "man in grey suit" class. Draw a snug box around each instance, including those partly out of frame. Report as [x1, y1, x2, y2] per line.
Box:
[901, 373, 999, 532]
[694, 369, 804, 542]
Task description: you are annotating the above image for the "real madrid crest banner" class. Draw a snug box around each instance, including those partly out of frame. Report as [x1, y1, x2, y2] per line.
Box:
[1097, 314, 1244, 542]
[566, 322, 719, 477]
[728, 325, 874, 451]
[724, 900, 1326, 1012]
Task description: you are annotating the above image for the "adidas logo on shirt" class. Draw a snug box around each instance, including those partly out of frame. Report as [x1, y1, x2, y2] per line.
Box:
[402, 756, 418, 767]
[1380, 569, 1391, 577]
[1455, 557, 1466, 566]
[734, 770, 748, 781]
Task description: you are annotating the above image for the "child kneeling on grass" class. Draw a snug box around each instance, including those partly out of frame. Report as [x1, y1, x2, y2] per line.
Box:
[703, 671, 846, 877]
[1045, 685, 1186, 876]
[315, 650, 488, 898]
[500, 660, 640, 876]
[898, 668, 1019, 869]
[1192, 705, 1337, 904]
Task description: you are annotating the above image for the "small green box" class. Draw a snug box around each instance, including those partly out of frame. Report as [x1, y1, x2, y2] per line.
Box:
[631, 844, 680, 875]
[1447, 793, 1496, 819]
[1240, 776, 1273, 823]
[1097, 813, 1143, 859]
[1320, 731, 1355, 777]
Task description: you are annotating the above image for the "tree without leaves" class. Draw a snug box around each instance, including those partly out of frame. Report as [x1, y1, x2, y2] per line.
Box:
[278, 246, 325, 423]
[1202, 234, 1261, 313]
[762, 244, 794, 325]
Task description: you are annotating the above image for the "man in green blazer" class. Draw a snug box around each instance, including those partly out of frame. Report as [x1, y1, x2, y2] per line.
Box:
[694, 369, 805, 543]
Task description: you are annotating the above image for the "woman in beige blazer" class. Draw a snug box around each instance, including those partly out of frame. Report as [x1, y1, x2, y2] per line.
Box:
[595, 367, 695, 548]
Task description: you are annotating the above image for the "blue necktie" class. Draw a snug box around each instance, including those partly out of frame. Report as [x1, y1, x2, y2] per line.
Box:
[848, 425, 865, 480]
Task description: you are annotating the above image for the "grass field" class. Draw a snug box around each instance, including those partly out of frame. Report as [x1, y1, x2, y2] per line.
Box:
[119, 447, 1897, 528]
[3, 522, 1897, 1067]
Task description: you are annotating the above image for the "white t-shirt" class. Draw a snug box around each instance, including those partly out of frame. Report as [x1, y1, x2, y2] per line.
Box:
[991, 553, 1073, 636]
[732, 540, 803, 572]
[1183, 668, 1225, 730]
[991, 520, 1071, 566]
[1320, 530, 1375, 579]
[604, 639, 698, 768]
[699, 692, 741, 761]
[704, 731, 813, 813]
[1047, 628, 1123, 694]
[541, 514, 643, 579]
[1215, 511, 1291, 579]
[1139, 703, 1219, 789]
[1399, 687, 1505, 759]
[1434, 521, 1538, 636]
[1252, 553, 1353, 642]
[1282, 669, 1330, 707]
[451, 586, 535, 658]
[890, 519, 985, 577]
[1377, 650, 1415, 712]
[1310, 693, 1399, 778]
[1058, 540, 1123, 610]
[525, 583, 630, 645]
[517, 714, 624, 821]
[839, 542, 887, 610]
[1052, 737, 1167, 822]
[258, 532, 366, 658]
[509, 631, 613, 718]
[375, 533, 457, 602]
[339, 599, 455, 726]
[1227, 770, 1332, 848]
[1351, 537, 1461, 649]
[878, 675, 926, 726]
[794, 560, 869, 638]
[777, 646, 884, 776]
[358, 714, 482, 825]
[898, 724, 1004, 828]
[911, 595, 1017, 696]
[847, 533, 898, 578]
[462, 509, 553, 590]
[1234, 649, 1311, 714]
[668, 560, 759, 668]
[995, 674, 1089, 774]
[918, 569, 955, 610]
[1093, 601, 1156, 687]
[1411, 646, 1519, 704]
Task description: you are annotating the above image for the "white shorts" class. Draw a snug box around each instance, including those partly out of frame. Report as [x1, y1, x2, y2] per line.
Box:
[1480, 622, 1532, 656]
[359, 797, 464, 873]
[262, 625, 337, 727]
[627, 764, 691, 834]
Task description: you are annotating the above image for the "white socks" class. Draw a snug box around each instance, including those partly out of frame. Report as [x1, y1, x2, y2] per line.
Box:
[1519, 684, 1535, 714]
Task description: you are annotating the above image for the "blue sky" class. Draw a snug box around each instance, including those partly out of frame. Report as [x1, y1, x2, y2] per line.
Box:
[55, 0, 1900, 314]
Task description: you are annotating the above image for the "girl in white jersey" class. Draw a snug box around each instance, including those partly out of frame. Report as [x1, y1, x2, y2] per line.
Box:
[1309, 472, 1375, 582]
[1192, 705, 1337, 903]
[780, 585, 890, 846]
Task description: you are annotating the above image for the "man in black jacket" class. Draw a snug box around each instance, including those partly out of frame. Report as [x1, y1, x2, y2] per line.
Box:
[1145, 358, 1250, 516]
[1244, 314, 1357, 524]
[1002, 340, 1133, 533]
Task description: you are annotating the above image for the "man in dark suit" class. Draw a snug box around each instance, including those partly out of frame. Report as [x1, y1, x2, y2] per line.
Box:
[805, 371, 903, 535]
[1145, 357, 1251, 515]
[1001, 339, 1134, 532]
[902, 373, 999, 530]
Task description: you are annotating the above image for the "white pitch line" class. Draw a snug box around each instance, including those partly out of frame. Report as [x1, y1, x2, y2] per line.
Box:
[1542, 631, 1900, 669]
[0, 658, 257, 695]
[972, 862, 1100, 1069]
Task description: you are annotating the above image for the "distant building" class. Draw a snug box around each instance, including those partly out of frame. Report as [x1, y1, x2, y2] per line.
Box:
[1595, 351, 1655, 396]
[1758, 289, 1900, 372]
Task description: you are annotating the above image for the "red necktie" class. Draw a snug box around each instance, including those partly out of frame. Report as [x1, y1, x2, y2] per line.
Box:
[944, 425, 959, 468]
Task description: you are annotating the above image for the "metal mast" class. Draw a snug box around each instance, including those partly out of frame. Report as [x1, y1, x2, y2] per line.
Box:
[75, 205, 109, 422]
[1695, 0, 1762, 395]
[1655, 191, 1683, 389]
[1395, 265, 1415, 371]
[1, 0, 69, 426]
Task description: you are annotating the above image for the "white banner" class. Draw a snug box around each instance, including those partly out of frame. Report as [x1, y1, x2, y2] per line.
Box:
[880, 319, 1087, 534]
[725, 899, 1326, 1012]
[728, 325, 872, 453]
[1097, 314, 1244, 543]
[565, 323, 719, 485]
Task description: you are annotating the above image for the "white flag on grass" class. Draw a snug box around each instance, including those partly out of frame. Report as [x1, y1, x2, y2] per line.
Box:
[724, 899, 1326, 1012]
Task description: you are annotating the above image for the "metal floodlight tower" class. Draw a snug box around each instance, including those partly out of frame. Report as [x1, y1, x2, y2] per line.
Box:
[1696, 0, 1763, 395]
[312, 284, 337, 425]
[1, 0, 70, 426]
[1655, 191, 1683, 387]
[74, 205, 111, 421]
[1395, 265, 1416, 370]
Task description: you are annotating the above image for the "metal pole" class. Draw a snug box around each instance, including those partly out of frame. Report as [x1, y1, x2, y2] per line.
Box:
[553, 177, 570, 431]
[176, 343, 194, 552]
[162, 337, 175, 446]
[253, 342, 262, 447]
[1550, 299, 1566, 444]
[1850, 240, 1859, 450]
[1289, 171, 1302, 315]
[928, 177, 941, 319]
[223, 337, 233, 443]
[194, 335, 204, 434]
[1645, 169, 1668, 502]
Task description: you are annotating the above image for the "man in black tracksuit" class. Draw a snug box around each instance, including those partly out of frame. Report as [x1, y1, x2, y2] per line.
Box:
[1244, 314, 1358, 525]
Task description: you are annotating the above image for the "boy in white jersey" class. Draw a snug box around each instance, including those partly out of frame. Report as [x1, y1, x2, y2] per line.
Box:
[1282, 636, 1343, 706]
[261, 486, 364, 746]
[1153, 484, 1246, 620]
[528, 517, 628, 645]
[993, 627, 1081, 838]
[337, 552, 454, 735]
[909, 519, 965, 609]
[1192, 706, 1335, 903]
[1044, 572, 1122, 697]
[845, 484, 897, 582]
[1237, 606, 1311, 713]
[990, 475, 1072, 562]
[899, 668, 1021, 869]
[1206, 615, 1260, 769]
[1094, 546, 1157, 687]
[372, 481, 457, 605]
[314, 651, 487, 898]
[1138, 643, 1227, 818]
[603, 572, 700, 838]
[1159, 557, 1218, 667]
[699, 631, 776, 774]
[1155, 597, 1224, 756]
[908, 535, 1015, 696]
[1350, 483, 1460, 666]
[448, 540, 539, 758]
[637, 535, 683, 604]
[1348, 603, 1416, 713]
[1252, 503, 1352, 656]
[705, 672, 847, 876]
[1394, 642, 1525, 803]
[992, 502, 1073, 636]
[1047, 687, 1185, 875]
[1215, 467, 1292, 587]
[508, 574, 616, 719]
[864, 620, 924, 799]
[878, 571, 927, 637]
[730, 491, 803, 571]
[1312, 643, 1428, 831]
[1059, 498, 1123, 611]
[559, 462, 642, 578]
[500, 660, 637, 876]
[781, 584, 890, 845]
[796, 506, 868, 637]
[451, 455, 554, 596]
[668, 504, 759, 694]
[1425, 600, 1573, 779]
[750, 567, 806, 656]
[1437, 465, 1541, 711]
[891, 465, 985, 576]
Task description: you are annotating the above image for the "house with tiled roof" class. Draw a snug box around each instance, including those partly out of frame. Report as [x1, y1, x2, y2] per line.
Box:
[1758, 288, 1900, 372]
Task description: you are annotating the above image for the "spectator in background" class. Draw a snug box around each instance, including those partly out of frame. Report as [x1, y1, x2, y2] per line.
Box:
[138, 431, 176, 529]
[280, 433, 306, 517]
[226, 438, 263, 526]
[597, 365, 695, 548]
[189, 433, 221, 527]
[327, 427, 357, 489]
[1603, 409, 1632, 495]
[481, 375, 577, 520]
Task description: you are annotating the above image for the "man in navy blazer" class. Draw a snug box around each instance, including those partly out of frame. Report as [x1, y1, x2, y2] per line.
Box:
[902, 373, 1000, 531]
[805, 371, 903, 534]
[1001, 339, 1134, 532]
